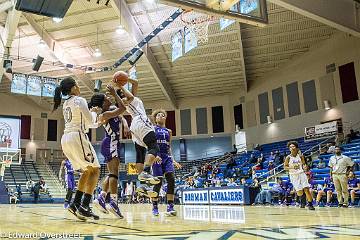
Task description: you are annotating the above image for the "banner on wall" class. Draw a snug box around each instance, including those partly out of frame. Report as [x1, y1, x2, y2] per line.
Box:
[127, 163, 138, 175]
[182, 186, 248, 205]
[304, 121, 338, 141]
[235, 131, 246, 152]
[0, 116, 20, 149]
[209, 188, 244, 204]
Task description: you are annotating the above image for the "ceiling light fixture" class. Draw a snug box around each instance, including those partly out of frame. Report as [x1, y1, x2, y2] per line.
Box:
[116, 25, 126, 34]
[93, 48, 102, 57]
[93, 26, 102, 57]
[116, 1, 126, 35]
[52, 17, 63, 23]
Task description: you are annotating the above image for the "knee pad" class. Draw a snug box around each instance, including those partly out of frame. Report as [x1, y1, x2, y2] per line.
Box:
[153, 179, 163, 194]
[165, 172, 175, 195]
[108, 174, 118, 180]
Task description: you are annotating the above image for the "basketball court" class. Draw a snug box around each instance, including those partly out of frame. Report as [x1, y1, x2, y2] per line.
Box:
[1, 0, 360, 239]
[1, 204, 360, 239]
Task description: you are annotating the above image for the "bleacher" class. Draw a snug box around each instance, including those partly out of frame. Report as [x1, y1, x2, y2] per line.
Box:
[3, 161, 53, 203]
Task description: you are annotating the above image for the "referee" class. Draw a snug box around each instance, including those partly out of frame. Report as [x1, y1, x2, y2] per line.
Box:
[329, 146, 354, 207]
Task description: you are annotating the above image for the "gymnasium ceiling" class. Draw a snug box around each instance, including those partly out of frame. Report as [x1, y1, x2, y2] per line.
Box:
[0, 0, 348, 110]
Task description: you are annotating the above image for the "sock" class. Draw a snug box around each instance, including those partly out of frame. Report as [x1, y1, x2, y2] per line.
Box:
[153, 201, 158, 208]
[168, 200, 174, 205]
[300, 195, 306, 205]
[82, 193, 92, 208]
[143, 166, 151, 174]
[308, 201, 313, 206]
[73, 190, 84, 207]
[105, 192, 111, 203]
[110, 193, 118, 202]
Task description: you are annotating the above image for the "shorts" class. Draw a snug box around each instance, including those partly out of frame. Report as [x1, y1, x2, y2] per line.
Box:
[130, 116, 154, 147]
[289, 172, 310, 191]
[61, 131, 100, 171]
[65, 174, 75, 191]
[101, 136, 121, 163]
[152, 154, 174, 177]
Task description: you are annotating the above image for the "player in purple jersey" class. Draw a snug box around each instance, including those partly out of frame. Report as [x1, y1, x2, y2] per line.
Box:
[88, 85, 127, 218]
[347, 171, 360, 207]
[149, 109, 181, 216]
[59, 159, 76, 209]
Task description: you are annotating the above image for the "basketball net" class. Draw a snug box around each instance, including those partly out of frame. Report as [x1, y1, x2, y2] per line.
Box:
[181, 10, 216, 44]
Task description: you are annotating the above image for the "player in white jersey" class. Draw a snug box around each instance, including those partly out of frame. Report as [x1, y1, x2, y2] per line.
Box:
[113, 76, 160, 185]
[53, 77, 101, 220]
[284, 141, 315, 210]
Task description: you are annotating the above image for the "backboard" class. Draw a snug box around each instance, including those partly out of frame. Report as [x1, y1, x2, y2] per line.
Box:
[161, 0, 268, 26]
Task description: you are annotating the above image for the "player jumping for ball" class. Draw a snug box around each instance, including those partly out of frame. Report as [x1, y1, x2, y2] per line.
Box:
[112, 72, 160, 185]
[89, 85, 128, 218]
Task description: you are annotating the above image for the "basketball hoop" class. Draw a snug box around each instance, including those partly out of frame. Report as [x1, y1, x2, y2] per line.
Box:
[181, 10, 216, 43]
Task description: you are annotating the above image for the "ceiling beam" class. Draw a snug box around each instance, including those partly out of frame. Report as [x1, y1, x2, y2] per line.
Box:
[22, 13, 94, 93]
[0, 3, 21, 82]
[110, 0, 178, 109]
[235, 23, 247, 92]
[268, 0, 360, 38]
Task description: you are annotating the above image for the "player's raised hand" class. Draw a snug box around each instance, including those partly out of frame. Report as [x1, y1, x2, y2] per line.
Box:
[173, 161, 182, 169]
[106, 84, 117, 96]
[154, 156, 162, 164]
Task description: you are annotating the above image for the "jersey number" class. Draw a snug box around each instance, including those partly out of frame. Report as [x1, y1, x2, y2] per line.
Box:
[64, 107, 72, 124]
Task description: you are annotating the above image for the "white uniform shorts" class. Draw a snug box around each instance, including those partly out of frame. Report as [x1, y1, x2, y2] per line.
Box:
[289, 172, 310, 191]
[130, 116, 153, 147]
[61, 131, 100, 170]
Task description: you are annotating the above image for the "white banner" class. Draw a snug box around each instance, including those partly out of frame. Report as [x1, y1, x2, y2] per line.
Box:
[305, 121, 337, 141]
[209, 188, 244, 204]
[182, 190, 209, 204]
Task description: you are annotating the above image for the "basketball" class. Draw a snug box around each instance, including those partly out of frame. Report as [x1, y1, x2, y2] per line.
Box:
[113, 71, 128, 86]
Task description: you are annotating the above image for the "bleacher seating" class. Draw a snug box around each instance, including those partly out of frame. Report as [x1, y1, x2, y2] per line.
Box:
[3, 161, 53, 203]
[310, 138, 360, 181]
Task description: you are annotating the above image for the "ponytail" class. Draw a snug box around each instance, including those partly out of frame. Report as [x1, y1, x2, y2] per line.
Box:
[53, 86, 62, 112]
[52, 77, 77, 112]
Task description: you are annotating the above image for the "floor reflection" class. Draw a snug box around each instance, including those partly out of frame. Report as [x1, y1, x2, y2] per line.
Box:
[182, 205, 245, 224]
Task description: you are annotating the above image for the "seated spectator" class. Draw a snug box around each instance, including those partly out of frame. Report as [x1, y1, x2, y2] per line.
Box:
[239, 178, 247, 186]
[327, 142, 336, 154]
[249, 154, 257, 164]
[227, 178, 238, 187]
[267, 152, 275, 162]
[319, 144, 328, 154]
[254, 144, 262, 151]
[304, 155, 313, 168]
[39, 178, 48, 193]
[315, 177, 335, 207]
[9, 189, 18, 204]
[227, 156, 236, 169]
[16, 185, 22, 200]
[253, 158, 263, 171]
[268, 161, 275, 175]
[282, 181, 295, 206]
[348, 171, 360, 207]
[254, 178, 284, 205]
[274, 150, 281, 166]
[317, 157, 326, 169]
[345, 129, 360, 143]
[26, 178, 34, 192]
